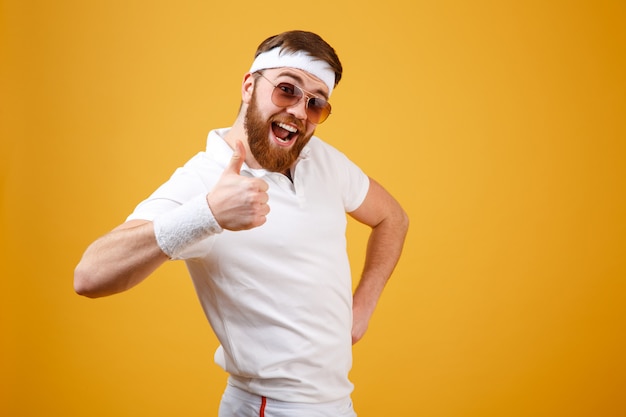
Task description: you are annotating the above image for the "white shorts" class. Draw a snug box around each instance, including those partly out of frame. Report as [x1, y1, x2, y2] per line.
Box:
[218, 382, 357, 417]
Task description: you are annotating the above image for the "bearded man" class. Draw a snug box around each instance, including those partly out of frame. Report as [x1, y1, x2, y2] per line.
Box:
[74, 30, 409, 417]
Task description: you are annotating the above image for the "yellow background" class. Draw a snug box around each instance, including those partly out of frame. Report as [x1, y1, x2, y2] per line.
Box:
[2, 1, 625, 416]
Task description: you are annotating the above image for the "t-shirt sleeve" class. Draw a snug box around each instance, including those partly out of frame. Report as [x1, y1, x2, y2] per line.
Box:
[345, 165, 369, 213]
[330, 147, 370, 213]
[126, 152, 221, 260]
[126, 152, 214, 222]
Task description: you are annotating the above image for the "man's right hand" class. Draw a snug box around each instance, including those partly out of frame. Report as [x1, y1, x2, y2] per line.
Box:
[207, 140, 270, 231]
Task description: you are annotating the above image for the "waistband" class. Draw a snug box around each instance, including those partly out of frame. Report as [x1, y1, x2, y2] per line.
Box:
[224, 380, 353, 410]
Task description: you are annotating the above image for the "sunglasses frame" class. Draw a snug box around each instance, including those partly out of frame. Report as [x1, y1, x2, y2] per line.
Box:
[256, 72, 332, 124]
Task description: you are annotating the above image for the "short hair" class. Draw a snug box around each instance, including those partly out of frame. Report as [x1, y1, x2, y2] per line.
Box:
[254, 30, 343, 87]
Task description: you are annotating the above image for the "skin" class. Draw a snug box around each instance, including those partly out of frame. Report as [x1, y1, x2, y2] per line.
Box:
[74, 67, 409, 344]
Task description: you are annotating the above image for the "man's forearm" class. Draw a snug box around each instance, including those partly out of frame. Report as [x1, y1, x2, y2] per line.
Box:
[74, 220, 168, 298]
[352, 209, 409, 343]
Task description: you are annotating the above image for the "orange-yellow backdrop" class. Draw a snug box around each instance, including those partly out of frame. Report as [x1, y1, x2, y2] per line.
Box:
[2, 1, 625, 416]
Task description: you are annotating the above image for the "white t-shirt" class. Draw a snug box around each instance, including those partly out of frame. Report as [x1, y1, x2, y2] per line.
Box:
[127, 128, 370, 403]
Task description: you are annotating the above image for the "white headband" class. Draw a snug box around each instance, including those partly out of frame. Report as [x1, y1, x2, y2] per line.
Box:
[249, 48, 336, 96]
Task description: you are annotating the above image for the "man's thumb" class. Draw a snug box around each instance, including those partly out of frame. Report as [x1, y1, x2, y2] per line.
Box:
[226, 140, 246, 174]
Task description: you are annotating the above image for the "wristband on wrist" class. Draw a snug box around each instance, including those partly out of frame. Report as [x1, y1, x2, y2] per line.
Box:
[153, 194, 223, 258]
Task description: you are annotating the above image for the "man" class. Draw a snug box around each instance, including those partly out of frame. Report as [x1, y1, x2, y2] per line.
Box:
[74, 30, 408, 417]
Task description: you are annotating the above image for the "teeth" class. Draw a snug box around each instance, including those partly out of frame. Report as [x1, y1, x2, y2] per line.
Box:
[277, 122, 297, 133]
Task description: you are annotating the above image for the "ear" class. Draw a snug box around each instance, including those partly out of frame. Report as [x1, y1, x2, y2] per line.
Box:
[241, 72, 255, 104]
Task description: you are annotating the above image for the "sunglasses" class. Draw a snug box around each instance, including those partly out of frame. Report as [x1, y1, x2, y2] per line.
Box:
[256, 72, 332, 124]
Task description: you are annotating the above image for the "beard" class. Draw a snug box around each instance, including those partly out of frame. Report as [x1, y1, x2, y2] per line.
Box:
[244, 89, 312, 173]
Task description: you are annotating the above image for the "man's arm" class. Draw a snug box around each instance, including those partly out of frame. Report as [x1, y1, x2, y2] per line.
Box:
[74, 141, 269, 298]
[74, 220, 169, 298]
[349, 177, 409, 344]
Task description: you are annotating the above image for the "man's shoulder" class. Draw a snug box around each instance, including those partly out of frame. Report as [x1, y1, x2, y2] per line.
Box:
[306, 135, 342, 154]
[305, 136, 351, 165]
[205, 128, 232, 154]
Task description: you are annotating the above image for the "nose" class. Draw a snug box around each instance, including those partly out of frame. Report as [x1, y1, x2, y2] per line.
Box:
[286, 96, 309, 121]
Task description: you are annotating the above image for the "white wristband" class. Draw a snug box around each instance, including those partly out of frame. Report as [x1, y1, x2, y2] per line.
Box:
[153, 194, 223, 259]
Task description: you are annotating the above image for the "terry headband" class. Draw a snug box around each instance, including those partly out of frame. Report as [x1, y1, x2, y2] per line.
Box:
[249, 48, 336, 96]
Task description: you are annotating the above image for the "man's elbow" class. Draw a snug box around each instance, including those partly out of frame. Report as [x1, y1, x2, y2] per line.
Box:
[73, 263, 105, 298]
[400, 209, 410, 235]
[393, 205, 410, 238]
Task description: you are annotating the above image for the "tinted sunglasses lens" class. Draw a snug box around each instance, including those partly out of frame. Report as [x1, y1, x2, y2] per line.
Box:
[272, 83, 302, 107]
[307, 99, 331, 124]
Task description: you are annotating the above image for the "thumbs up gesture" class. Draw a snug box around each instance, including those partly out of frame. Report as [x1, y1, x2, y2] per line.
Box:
[207, 141, 270, 231]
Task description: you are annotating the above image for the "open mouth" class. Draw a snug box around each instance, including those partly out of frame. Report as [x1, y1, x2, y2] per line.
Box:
[271, 122, 298, 145]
